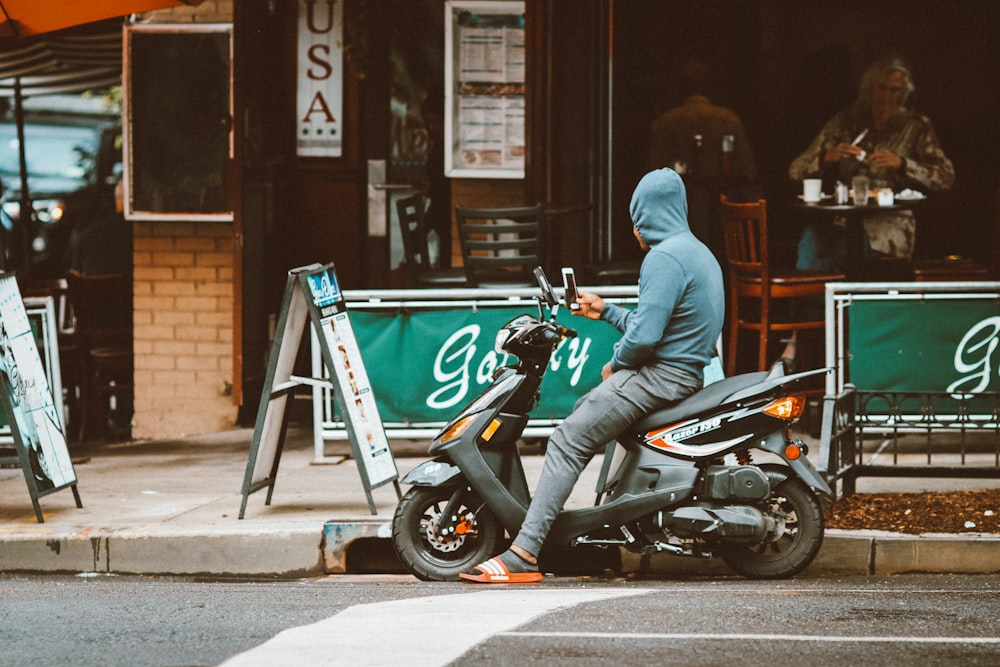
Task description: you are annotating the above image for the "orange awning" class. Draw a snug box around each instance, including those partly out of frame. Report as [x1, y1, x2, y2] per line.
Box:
[0, 0, 204, 38]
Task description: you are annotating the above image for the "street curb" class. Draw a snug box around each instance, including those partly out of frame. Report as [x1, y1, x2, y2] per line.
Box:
[0, 525, 326, 578]
[110, 527, 326, 578]
[855, 529, 1000, 575]
[630, 529, 1000, 577]
[3, 524, 999, 578]
[321, 522, 1000, 579]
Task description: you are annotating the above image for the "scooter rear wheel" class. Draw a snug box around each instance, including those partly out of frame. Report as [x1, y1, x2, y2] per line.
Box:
[717, 477, 824, 579]
[392, 486, 506, 581]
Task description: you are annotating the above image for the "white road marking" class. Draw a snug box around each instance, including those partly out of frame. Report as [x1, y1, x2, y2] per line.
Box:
[220, 588, 650, 667]
[506, 631, 1000, 644]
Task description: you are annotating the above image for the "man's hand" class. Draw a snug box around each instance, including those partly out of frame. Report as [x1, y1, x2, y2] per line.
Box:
[867, 148, 903, 171]
[601, 362, 614, 381]
[575, 291, 605, 320]
[824, 142, 865, 162]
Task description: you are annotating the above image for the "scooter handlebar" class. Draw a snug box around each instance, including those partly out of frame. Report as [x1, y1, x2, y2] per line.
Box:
[543, 322, 576, 342]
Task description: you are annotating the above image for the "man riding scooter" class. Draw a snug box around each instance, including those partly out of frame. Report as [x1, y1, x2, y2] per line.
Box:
[461, 167, 725, 583]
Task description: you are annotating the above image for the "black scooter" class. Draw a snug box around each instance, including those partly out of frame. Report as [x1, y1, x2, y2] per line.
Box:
[391, 268, 832, 581]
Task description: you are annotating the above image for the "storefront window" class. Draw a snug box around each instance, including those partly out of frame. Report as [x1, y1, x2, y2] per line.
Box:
[124, 24, 233, 221]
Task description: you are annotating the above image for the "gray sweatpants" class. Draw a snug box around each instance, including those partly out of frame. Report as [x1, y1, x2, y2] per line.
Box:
[512, 361, 702, 557]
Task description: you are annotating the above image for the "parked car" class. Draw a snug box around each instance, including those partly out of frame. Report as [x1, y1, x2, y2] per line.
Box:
[0, 94, 121, 278]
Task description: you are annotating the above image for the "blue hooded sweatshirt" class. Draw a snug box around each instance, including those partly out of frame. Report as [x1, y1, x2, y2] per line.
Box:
[600, 168, 724, 379]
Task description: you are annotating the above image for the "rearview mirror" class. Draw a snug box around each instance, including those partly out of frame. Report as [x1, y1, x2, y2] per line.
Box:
[533, 266, 558, 308]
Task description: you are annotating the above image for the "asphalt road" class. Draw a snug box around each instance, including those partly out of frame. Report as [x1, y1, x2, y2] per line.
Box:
[2, 573, 998, 666]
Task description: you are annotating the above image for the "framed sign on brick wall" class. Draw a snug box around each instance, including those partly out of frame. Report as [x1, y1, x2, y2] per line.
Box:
[123, 23, 233, 221]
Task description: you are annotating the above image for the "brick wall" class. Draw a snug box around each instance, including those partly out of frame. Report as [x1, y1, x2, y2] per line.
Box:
[132, 222, 236, 439]
[127, 0, 236, 439]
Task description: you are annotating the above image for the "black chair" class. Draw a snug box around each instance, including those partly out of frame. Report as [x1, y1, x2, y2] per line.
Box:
[395, 194, 466, 288]
[66, 270, 133, 441]
[455, 203, 544, 287]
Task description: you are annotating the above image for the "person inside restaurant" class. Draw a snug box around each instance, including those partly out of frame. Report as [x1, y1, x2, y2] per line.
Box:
[649, 59, 759, 265]
[788, 53, 955, 272]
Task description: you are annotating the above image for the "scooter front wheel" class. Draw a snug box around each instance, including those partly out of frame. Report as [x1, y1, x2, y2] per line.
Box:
[392, 486, 506, 581]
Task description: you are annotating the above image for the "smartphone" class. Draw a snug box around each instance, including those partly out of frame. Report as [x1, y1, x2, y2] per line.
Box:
[561, 267, 580, 311]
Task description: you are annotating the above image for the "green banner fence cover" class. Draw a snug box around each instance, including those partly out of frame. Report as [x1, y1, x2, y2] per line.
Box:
[849, 299, 1000, 395]
[347, 306, 616, 424]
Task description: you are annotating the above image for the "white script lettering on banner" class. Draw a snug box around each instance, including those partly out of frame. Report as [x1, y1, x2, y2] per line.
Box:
[946, 316, 1000, 395]
[426, 325, 594, 410]
[550, 336, 591, 386]
[297, 0, 343, 157]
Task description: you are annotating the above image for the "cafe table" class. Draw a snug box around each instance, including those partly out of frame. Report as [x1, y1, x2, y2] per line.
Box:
[790, 194, 923, 280]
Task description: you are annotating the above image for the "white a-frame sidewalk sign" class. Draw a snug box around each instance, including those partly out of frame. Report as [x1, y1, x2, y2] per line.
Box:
[239, 263, 400, 518]
[0, 272, 81, 522]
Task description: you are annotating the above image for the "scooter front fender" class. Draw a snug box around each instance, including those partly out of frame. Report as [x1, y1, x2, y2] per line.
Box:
[400, 459, 464, 488]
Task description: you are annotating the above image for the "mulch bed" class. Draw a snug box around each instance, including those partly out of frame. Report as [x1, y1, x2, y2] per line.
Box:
[824, 489, 1000, 534]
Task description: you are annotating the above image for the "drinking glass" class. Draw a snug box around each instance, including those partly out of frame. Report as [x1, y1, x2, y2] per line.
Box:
[851, 175, 870, 206]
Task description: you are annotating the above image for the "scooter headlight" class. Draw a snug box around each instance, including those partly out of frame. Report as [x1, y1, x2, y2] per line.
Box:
[440, 413, 479, 444]
[494, 315, 535, 354]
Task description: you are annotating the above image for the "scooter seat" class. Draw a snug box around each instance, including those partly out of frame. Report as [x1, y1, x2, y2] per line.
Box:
[632, 371, 769, 432]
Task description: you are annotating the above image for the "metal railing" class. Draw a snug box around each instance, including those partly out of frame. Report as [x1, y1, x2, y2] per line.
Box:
[820, 385, 1000, 499]
[820, 281, 1000, 498]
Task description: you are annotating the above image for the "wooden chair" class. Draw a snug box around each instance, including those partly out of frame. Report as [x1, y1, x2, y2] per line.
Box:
[66, 270, 132, 441]
[395, 194, 466, 288]
[455, 203, 544, 288]
[720, 195, 845, 375]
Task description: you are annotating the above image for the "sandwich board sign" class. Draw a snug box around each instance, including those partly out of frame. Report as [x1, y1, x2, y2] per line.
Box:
[0, 272, 81, 522]
[239, 263, 399, 518]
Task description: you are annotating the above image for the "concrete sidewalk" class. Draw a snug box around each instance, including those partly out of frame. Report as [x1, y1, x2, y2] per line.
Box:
[1, 426, 998, 579]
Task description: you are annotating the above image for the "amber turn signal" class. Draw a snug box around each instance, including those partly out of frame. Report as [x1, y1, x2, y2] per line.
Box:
[481, 419, 501, 442]
[762, 394, 806, 420]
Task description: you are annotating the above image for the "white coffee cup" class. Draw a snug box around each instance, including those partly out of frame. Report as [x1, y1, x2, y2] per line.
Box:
[802, 179, 823, 203]
[877, 189, 894, 207]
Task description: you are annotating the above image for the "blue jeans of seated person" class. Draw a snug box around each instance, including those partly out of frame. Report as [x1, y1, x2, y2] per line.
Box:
[795, 221, 887, 272]
[511, 361, 702, 558]
[796, 221, 846, 272]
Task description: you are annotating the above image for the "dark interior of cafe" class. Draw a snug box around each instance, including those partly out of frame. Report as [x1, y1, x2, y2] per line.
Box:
[260, 0, 999, 293]
[599, 0, 998, 270]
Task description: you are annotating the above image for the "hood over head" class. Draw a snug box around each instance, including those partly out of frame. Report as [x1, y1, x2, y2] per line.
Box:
[628, 168, 689, 246]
